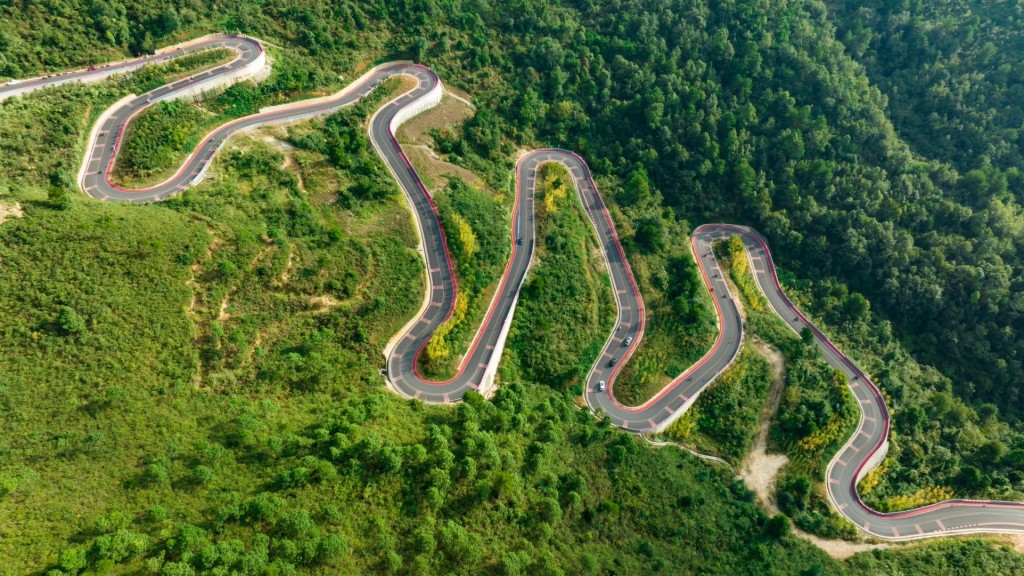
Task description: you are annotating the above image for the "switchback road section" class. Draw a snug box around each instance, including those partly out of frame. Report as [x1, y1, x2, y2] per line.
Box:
[5, 34, 1024, 541]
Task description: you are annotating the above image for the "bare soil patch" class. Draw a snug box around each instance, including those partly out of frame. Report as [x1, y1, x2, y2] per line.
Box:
[397, 94, 474, 146]
[796, 530, 887, 559]
[305, 295, 341, 314]
[395, 94, 487, 195]
[739, 339, 788, 513]
[0, 202, 24, 226]
[405, 145, 486, 195]
[261, 132, 294, 152]
[737, 320, 889, 558]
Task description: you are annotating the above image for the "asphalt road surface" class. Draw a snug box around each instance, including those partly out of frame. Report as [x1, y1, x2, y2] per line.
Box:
[6, 34, 1024, 541]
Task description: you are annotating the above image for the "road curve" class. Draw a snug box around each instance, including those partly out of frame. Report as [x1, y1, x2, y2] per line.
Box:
[5, 34, 1024, 541]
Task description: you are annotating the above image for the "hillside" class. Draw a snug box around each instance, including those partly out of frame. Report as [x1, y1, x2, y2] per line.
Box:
[2, 0, 1024, 573]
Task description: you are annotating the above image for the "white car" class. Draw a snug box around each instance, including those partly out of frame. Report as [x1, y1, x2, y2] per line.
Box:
[597, 380, 606, 392]
[5, 79, 20, 86]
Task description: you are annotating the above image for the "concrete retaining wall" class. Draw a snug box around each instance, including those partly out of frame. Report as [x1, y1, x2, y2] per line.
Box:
[77, 93, 137, 191]
[0, 33, 250, 103]
[478, 286, 519, 399]
[856, 439, 889, 484]
[154, 33, 231, 55]
[156, 49, 269, 105]
[389, 77, 443, 130]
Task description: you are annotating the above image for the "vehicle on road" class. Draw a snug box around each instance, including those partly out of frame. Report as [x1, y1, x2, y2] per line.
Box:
[40, 36, 1024, 543]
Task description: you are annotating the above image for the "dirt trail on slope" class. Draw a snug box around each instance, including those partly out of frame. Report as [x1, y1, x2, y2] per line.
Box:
[797, 529, 887, 559]
[740, 339, 789, 514]
[739, 330, 888, 559]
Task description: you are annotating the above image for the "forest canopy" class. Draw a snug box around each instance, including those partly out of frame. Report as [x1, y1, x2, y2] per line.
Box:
[2, 0, 1024, 573]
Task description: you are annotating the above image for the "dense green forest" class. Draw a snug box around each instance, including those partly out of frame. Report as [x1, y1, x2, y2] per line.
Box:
[3, 0, 1024, 573]
[819, 0, 1024, 425]
[0, 84, 844, 573]
[826, 0, 1024, 173]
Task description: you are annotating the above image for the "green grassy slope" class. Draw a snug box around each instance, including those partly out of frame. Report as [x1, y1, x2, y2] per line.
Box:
[0, 1, 1023, 573]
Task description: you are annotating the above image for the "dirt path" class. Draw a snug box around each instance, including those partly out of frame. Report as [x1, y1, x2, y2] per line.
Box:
[740, 339, 789, 514]
[642, 435, 733, 469]
[795, 529, 887, 559]
[281, 154, 307, 193]
[279, 245, 294, 285]
[719, 245, 890, 559]
[739, 327, 888, 559]
[216, 293, 232, 321]
[718, 242, 794, 517]
[304, 295, 341, 314]
[188, 234, 220, 388]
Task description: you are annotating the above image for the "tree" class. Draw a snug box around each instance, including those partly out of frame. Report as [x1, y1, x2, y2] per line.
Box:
[634, 216, 666, 253]
[538, 497, 563, 524]
[160, 562, 197, 576]
[57, 546, 88, 574]
[57, 306, 85, 335]
[955, 465, 989, 491]
[192, 465, 215, 487]
[410, 36, 430, 62]
[48, 186, 71, 210]
[142, 459, 170, 486]
[88, 0, 128, 46]
[412, 528, 435, 554]
[622, 167, 651, 206]
[974, 440, 1007, 466]
[842, 292, 870, 320]
[151, 7, 181, 36]
[316, 534, 348, 564]
[765, 514, 791, 538]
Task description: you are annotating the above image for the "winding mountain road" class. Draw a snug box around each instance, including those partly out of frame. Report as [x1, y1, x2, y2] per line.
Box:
[4, 34, 1024, 541]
